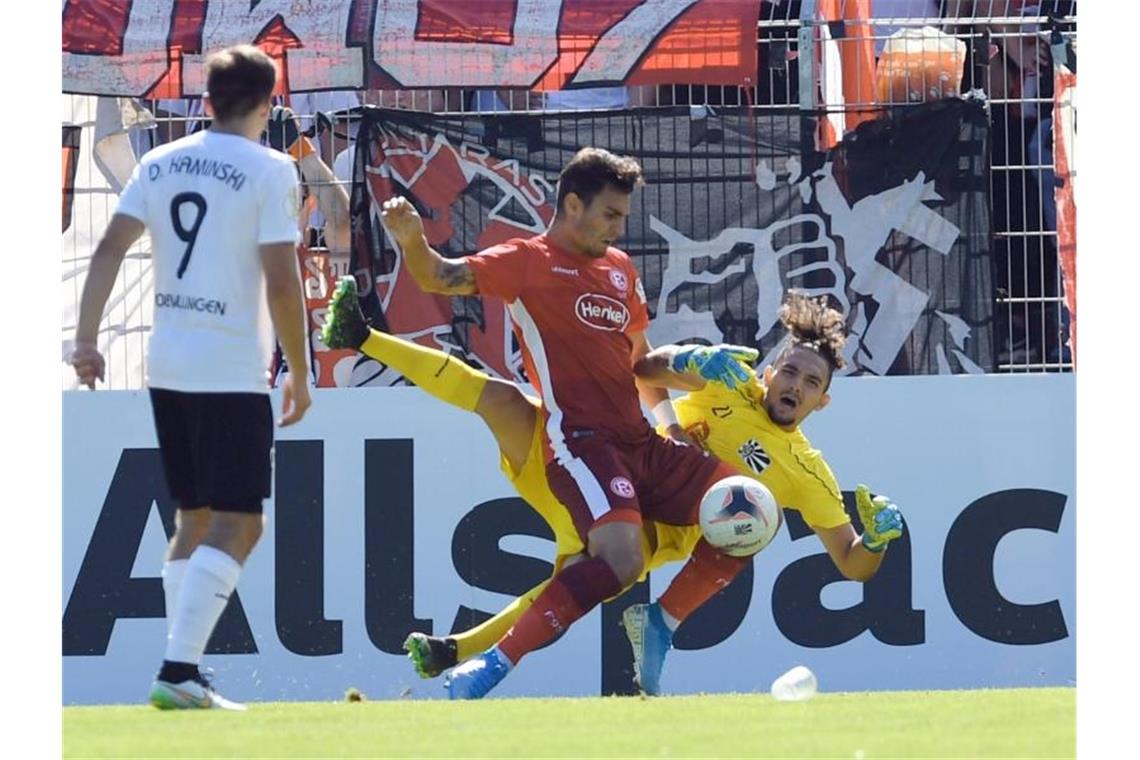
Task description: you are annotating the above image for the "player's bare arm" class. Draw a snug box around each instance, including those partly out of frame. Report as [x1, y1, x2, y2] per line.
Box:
[630, 333, 693, 444]
[812, 486, 904, 582]
[264, 105, 352, 251]
[262, 241, 312, 426]
[298, 153, 351, 252]
[71, 213, 146, 388]
[380, 196, 477, 295]
[812, 521, 884, 582]
[633, 344, 708, 391]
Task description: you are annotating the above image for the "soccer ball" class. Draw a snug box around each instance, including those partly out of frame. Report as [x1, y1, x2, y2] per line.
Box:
[698, 476, 783, 557]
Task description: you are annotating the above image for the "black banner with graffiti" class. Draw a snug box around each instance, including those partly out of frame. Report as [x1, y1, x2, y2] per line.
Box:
[347, 98, 993, 384]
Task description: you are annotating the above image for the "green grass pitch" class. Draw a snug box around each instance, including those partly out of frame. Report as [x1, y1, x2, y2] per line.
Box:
[64, 687, 1074, 758]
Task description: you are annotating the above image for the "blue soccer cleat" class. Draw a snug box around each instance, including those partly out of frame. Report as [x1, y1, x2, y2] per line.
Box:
[622, 602, 674, 696]
[444, 647, 512, 700]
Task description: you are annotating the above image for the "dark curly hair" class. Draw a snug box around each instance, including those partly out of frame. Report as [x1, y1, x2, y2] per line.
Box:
[555, 147, 644, 212]
[774, 291, 848, 383]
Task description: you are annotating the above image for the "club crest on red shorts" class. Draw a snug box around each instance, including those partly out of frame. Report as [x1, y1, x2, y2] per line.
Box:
[610, 476, 635, 499]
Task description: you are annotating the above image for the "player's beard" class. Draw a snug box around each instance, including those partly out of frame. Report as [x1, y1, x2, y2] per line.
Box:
[764, 397, 797, 427]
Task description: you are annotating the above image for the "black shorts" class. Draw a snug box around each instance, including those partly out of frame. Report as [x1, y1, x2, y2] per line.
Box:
[149, 388, 273, 513]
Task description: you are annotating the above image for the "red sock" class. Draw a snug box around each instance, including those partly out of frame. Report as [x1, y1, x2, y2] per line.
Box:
[498, 556, 621, 664]
[658, 538, 751, 623]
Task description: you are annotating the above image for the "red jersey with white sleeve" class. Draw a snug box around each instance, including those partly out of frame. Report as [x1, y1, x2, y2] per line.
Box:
[465, 234, 652, 454]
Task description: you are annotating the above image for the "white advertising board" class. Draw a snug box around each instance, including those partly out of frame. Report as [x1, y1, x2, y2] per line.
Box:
[63, 374, 1074, 704]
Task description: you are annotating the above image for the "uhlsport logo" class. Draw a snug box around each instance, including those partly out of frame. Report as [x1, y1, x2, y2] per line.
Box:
[575, 293, 630, 331]
[610, 476, 635, 499]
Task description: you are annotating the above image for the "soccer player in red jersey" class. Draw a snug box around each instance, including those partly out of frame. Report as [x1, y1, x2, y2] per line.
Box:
[381, 148, 757, 699]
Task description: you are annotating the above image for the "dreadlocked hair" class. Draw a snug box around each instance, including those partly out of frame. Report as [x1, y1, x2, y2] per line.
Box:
[774, 291, 847, 373]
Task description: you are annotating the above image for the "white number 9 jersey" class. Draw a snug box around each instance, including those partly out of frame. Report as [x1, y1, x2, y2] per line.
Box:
[114, 130, 301, 393]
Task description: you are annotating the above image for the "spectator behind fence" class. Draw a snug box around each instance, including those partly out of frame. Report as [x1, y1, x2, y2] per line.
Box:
[872, 1, 966, 105]
[872, 0, 944, 57]
[466, 86, 648, 112]
[950, 0, 1075, 364]
[264, 104, 351, 254]
[755, 0, 800, 106]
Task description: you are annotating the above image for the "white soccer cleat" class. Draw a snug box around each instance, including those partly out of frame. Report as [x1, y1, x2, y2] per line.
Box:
[149, 675, 247, 711]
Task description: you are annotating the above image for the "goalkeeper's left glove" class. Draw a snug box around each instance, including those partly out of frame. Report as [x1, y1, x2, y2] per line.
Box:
[265, 105, 316, 161]
[855, 484, 904, 553]
[670, 344, 759, 391]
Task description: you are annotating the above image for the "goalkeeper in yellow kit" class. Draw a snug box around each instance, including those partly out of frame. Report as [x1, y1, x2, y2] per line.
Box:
[322, 279, 903, 695]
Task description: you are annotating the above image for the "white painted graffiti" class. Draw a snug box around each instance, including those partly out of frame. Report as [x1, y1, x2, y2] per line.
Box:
[648, 159, 981, 375]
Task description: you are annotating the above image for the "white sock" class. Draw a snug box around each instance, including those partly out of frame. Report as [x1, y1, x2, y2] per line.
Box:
[657, 601, 682, 632]
[161, 559, 188, 638]
[164, 545, 243, 666]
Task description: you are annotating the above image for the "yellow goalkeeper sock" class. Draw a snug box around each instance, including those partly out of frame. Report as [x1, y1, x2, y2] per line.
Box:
[359, 329, 486, 412]
[454, 579, 549, 661]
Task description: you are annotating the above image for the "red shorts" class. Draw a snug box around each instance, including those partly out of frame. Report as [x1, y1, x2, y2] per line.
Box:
[545, 430, 736, 543]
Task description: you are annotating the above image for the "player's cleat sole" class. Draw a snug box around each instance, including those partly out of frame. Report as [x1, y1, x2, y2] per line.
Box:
[403, 632, 459, 679]
[149, 678, 247, 711]
[444, 648, 512, 700]
[622, 602, 673, 697]
[322, 276, 370, 350]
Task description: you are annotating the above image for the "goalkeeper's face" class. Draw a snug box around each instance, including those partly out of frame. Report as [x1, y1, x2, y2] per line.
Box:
[762, 347, 831, 430]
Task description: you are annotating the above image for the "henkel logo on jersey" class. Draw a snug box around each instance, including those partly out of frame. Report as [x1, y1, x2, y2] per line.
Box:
[575, 294, 630, 332]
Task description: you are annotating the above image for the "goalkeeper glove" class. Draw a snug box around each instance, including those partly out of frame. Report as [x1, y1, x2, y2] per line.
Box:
[670, 344, 759, 391]
[856, 484, 903, 553]
[265, 106, 316, 160]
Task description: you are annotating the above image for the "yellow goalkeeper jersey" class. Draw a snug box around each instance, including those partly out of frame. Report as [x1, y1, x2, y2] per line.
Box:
[673, 369, 849, 530]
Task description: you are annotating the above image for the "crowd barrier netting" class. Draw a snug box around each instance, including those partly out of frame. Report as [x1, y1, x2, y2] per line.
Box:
[61, 0, 1076, 388]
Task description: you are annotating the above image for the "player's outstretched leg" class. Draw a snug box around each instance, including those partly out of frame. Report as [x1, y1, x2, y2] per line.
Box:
[443, 647, 513, 700]
[149, 670, 246, 711]
[622, 602, 674, 696]
[322, 276, 370, 350]
[323, 276, 487, 413]
[403, 632, 459, 679]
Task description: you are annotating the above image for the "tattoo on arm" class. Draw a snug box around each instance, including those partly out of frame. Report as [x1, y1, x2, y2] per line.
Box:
[438, 260, 476, 293]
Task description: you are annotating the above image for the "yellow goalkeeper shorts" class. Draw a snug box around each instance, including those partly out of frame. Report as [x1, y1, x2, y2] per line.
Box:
[500, 410, 702, 582]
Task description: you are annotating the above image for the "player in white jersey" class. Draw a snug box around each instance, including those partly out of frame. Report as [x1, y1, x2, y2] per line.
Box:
[70, 45, 311, 711]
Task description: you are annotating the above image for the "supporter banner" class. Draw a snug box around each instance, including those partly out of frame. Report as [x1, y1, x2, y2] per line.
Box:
[1054, 64, 1076, 362]
[62, 126, 82, 233]
[61, 0, 758, 97]
[817, 0, 877, 149]
[298, 245, 359, 388]
[348, 98, 993, 383]
[62, 375, 1075, 703]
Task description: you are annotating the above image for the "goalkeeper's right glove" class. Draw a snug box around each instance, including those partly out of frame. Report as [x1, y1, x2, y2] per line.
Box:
[670, 344, 758, 391]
